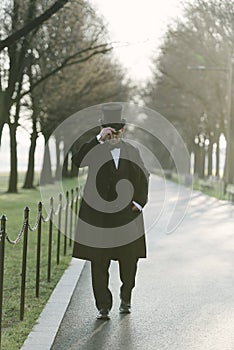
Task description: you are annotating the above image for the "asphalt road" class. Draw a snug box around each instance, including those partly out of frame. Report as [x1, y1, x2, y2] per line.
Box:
[51, 175, 234, 350]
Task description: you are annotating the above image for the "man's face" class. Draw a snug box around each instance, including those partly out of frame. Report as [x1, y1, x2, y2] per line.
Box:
[106, 128, 124, 145]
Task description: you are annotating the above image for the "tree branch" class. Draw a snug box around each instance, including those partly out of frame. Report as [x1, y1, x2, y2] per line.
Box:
[18, 43, 113, 99]
[0, 0, 71, 51]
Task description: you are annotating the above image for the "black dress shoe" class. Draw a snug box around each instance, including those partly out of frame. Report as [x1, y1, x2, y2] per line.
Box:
[96, 308, 110, 320]
[119, 300, 131, 314]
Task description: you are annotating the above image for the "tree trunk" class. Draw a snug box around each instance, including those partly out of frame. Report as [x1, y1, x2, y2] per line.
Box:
[227, 122, 234, 184]
[195, 144, 205, 178]
[194, 143, 205, 177]
[7, 122, 18, 193]
[193, 144, 199, 175]
[62, 140, 71, 177]
[200, 145, 205, 178]
[215, 136, 220, 178]
[23, 126, 38, 189]
[40, 134, 54, 185]
[0, 122, 4, 147]
[70, 155, 78, 177]
[62, 153, 69, 177]
[0, 91, 13, 147]
[55, 137, 61, 180]
[70, 148, 78, 177]
[207, 139, 213, 177]
[0, 92, 6, 147]
[227, 141, 234, 184]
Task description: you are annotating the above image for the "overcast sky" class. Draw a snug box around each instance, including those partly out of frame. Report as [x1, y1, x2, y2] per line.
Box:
[90, 0, 184, 82]
[0, 0, 186, 173]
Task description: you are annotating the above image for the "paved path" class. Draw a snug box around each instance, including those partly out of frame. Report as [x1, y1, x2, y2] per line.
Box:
[50, 175, 234, 350]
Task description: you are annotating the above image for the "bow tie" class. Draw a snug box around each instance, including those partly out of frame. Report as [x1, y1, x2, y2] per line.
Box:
[107, 143, 121, 151]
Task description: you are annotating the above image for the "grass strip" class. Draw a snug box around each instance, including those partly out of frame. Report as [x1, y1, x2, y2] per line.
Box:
[0, 174, 79, 350]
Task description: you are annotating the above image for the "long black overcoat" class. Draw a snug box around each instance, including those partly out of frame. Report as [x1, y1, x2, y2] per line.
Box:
[72, 137, 149, 261]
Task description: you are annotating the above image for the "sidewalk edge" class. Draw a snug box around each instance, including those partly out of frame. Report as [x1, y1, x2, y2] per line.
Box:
[21, 258, 85, 350]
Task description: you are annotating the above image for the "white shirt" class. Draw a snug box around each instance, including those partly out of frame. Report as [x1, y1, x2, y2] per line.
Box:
[96, 135, 142, 211]
[110, 147, 121, 169]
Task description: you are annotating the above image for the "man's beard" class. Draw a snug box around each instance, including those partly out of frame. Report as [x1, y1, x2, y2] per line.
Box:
[107, 137, 121, 146]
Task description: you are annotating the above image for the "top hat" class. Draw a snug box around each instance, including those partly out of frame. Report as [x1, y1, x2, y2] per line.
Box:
[100, 103, 126, 130]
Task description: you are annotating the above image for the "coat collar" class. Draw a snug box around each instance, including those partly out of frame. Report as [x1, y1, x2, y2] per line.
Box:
[101, 140, 127, 171]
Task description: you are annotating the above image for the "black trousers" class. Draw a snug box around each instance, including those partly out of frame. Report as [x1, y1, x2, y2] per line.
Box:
[91, 257, 138, 311]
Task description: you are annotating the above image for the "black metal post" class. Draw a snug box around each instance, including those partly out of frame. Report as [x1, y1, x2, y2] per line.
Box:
[0, 215, 6, 349]
[57, 194, 62, 265]
[47, 197, 54, 282]
[20, 207, 30, 321]
[36, 202, 42, 298]
[69, 189, 74, 247]
[64, 191, 69, 256]
[75, 186, 79, 226]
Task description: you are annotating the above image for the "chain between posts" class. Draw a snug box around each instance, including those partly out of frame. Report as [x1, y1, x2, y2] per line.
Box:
[28, 211, 41, 232]
[1, 188, 80, 246]
[5, 219, 28, 245]
[0, 186, 80, 344]
[41, 203, 53, 223]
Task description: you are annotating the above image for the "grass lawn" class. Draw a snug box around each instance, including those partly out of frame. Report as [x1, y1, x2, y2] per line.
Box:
[0, 172, 80, 350]
[190, 176, 230, 201]
[169, 172, 231, 201]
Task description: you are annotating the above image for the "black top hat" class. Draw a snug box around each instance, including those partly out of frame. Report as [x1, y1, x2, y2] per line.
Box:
[100, 103, 126, 130]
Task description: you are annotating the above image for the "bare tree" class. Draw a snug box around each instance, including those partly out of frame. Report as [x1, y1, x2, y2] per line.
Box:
[145, 0, 231, 178]
[0, 0, 71, 51]
[0, 0, 113, 192]
[39, 53, 133, 184]
[21, 1, 131, 187]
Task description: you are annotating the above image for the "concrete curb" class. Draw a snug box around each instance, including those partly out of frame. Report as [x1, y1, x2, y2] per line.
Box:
[21, 258, 86, 350]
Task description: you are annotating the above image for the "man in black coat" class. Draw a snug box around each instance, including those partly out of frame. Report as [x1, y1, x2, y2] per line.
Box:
[72, 103, 150, 320]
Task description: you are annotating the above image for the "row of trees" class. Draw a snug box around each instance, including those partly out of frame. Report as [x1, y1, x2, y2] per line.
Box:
[145, 0, 234, 184]
[4, 0, 234, 190]
[0, 0, 133, 192]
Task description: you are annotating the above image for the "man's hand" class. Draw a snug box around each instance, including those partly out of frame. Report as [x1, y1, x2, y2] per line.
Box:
[99, 127, 116, 141]
[131, 204, 140, 212]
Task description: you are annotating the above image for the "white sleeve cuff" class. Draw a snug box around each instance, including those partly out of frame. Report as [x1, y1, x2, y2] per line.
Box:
[132, 201, 142, 211]
[96, 134, 104, 144]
